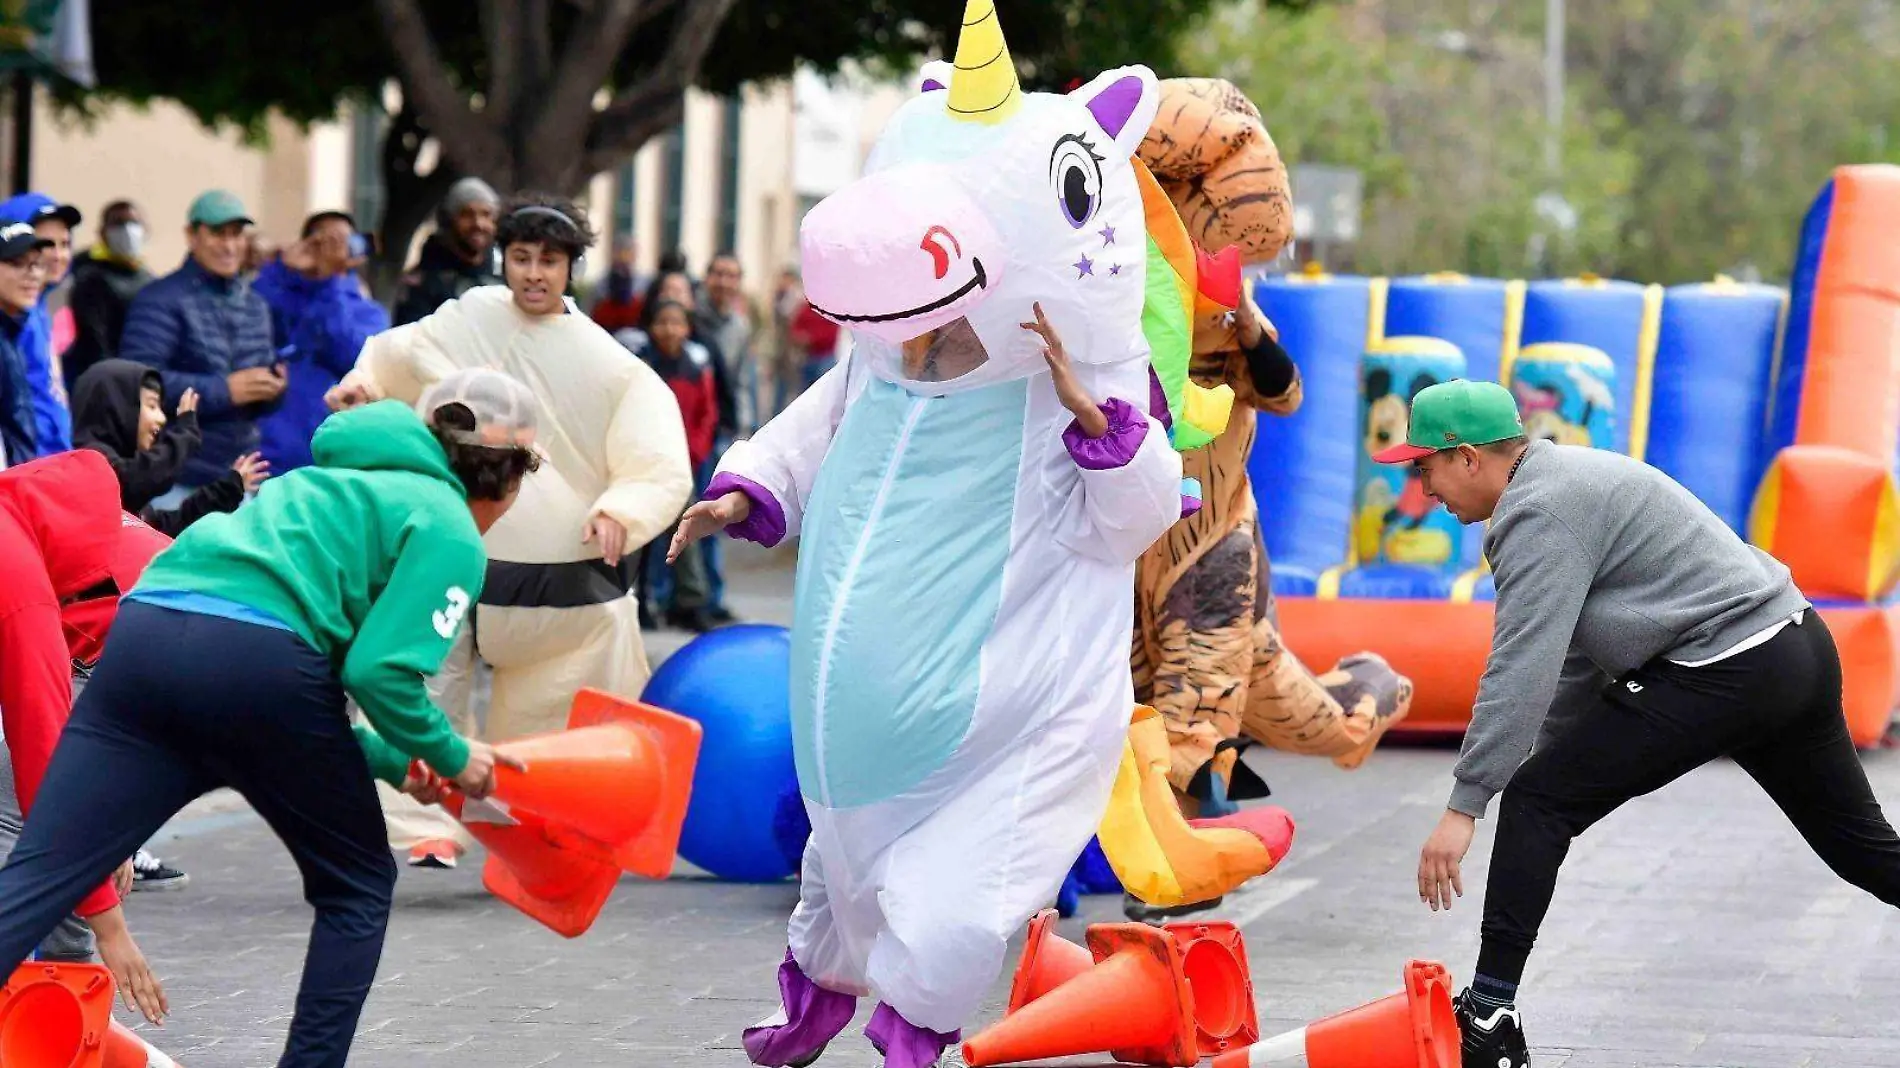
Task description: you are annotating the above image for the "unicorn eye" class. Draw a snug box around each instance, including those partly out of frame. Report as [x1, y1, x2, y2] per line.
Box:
[1050, 137, 1104, 229]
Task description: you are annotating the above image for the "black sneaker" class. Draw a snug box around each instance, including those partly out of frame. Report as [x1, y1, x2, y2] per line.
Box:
[1454, 988, 1529, 1068]
[131, 849, 189, 892]
[1121, 891, 1222, 926]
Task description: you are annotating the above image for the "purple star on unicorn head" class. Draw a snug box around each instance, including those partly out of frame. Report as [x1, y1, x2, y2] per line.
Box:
[1074, 254, 1094, 278]
[1099, 224, 1117, 246]
[1109, 263, 1122, 276]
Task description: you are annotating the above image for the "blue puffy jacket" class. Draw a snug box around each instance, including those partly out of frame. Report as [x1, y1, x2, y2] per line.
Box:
[16, 301, 68, 455]
[118, 257, 278, 487]
[251, 261, 390, 473]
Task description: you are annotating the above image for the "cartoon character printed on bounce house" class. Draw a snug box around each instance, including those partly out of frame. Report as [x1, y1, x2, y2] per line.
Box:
[1356, 342, 1463, 568]
[687, 4, 1295, 1065]
[1511, 342, 1617, 449]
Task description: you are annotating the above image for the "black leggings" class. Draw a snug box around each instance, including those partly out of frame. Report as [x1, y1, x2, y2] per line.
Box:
[1479, 611, 1900, 985]
[0, 601, 397, 1068]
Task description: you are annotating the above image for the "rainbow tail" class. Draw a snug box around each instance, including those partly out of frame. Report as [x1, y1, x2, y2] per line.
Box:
[1094, 706, 1294, 907]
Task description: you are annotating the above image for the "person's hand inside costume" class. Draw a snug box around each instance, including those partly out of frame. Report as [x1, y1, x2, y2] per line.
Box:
[669, 492, 752, 564]
[1022, 301, 1107, 438]
[583, 513, 628, 566]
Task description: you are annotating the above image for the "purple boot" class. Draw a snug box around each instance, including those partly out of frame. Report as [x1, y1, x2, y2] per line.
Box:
[864, 1002, 961, 1068]
[743, 950, 859, 1067]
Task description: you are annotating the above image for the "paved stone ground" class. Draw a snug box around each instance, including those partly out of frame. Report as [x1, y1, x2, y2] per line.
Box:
[118, 543, 1900, 1067]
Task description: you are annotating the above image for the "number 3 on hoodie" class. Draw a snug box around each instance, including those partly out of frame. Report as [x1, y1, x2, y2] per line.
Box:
[433, 586, 471, 639]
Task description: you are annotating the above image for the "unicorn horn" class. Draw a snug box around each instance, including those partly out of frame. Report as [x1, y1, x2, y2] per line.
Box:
[946, 0, 1022, 124]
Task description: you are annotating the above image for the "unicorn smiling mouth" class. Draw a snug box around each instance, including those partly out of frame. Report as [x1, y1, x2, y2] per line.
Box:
[809, 259, 988, 324]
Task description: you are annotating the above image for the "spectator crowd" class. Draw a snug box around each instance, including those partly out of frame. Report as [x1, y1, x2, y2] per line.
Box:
[0, 179, 843, 630]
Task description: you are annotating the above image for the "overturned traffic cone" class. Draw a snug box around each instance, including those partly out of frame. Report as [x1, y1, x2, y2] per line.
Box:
[1004, 909, 1092, 1015]
[1165, 919, 1260, 1058]
[436, 688, 702, 937]
[0, 962, 114, 1068]
[1211, 960, 1459, 1068]
[103, 1020, 185, 1068]
[964, 922, 1198, 1067]
[443, 792, 624, 938]
[492, 688, 703, 879]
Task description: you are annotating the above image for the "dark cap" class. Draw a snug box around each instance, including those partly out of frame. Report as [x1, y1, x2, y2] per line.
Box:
[0, 221, 55, 262]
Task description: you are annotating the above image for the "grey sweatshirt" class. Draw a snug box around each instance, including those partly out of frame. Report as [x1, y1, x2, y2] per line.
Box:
[1450, 440, 1811, 817]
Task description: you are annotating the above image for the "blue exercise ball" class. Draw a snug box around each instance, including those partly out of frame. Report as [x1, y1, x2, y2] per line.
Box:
[643, 623, 810, 882]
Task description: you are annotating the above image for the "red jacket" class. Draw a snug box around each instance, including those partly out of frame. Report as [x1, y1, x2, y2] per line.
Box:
[591, 295, 644, 336]
[639, 340, 720, 468]
[0, 450, 168, 917]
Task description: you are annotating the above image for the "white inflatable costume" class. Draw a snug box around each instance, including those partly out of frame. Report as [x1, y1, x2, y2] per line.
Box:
[718, 5, 1183, 1062]
[337, 286, 693, 851]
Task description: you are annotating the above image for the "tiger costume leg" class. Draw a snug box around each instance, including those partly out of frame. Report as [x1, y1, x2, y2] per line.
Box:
[1135, 523, 1258, 808]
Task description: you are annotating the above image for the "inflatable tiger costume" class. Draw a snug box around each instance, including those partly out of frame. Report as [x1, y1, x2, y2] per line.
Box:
[1131, 78, 1413, 819]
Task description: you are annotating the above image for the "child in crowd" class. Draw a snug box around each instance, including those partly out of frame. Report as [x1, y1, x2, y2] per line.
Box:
[630, 299, 723, 630]
[71, 358, 268, 536]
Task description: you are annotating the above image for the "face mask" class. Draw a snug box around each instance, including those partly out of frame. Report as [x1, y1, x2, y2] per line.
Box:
[104, 221, 144, 261]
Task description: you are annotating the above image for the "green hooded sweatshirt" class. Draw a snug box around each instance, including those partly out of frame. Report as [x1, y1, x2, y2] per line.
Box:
[131, 400, 483, 785]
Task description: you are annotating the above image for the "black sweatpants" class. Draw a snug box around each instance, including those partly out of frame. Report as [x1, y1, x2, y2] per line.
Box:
[1480, 611, 1900, 985]
[0, 601, 398, 1068]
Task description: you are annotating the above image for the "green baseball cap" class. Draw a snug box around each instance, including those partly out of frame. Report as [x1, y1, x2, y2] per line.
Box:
[187, 190, 253, 228]
[1373, 378, 1525, 463]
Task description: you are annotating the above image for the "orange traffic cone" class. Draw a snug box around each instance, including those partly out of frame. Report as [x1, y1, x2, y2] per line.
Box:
[0, 962, 115, 1068]
[442, 792, 624, 938]
[1165, 919, 1259, 1058]
[1004, 909, 1092, 1015]
[488, 688, 703, 880]
[103, 1020, 185, 1067]
[1210, 960, 1459, 1068]
[963, 922, 1198, 1067]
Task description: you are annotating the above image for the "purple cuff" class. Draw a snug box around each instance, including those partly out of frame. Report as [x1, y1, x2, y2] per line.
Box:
[1063, 396, 1149, 471]
[704, 472, 788, 547]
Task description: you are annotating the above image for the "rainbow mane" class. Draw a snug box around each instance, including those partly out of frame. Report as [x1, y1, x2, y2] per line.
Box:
[1134, 158, 1239, 453]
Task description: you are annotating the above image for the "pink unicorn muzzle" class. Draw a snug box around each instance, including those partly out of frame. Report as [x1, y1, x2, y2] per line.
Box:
[798, 165, 1004, 345]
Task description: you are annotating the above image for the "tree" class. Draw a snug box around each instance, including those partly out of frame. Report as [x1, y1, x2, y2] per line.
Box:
[60, 0, 1253, 291]
[1179, 0, 1900, 284]
[1179, 0, 1634, 277]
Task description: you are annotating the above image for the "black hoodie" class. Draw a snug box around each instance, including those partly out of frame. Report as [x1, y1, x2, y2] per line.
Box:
[70, 358, 243, 536]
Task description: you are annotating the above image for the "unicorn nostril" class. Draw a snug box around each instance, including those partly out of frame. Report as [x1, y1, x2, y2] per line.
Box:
[919, 225, 963, 280]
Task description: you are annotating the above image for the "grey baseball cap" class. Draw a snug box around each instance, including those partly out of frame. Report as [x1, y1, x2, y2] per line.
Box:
[415, 368, 540, 450]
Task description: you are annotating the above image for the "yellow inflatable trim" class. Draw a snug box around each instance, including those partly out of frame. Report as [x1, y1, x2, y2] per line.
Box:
[1182, 381, 1235, 439]
[1094, 706, 1286, 908]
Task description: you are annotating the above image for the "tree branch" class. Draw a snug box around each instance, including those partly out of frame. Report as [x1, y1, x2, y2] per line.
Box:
[373, 0, 507, 178]
[480, 0, 519, 117]
[584, 0, 740, 154]
[630, 0, 682, 31]
[581, 90, 685, 179]
[540, 0, 643, 136]
[523, 0, 554, 96]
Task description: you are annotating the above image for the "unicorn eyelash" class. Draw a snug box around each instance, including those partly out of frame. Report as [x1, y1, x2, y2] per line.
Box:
[1047, 133, 1106, 172]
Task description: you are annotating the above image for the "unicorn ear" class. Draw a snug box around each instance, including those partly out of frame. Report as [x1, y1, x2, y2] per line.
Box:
[918, 60, 955, 95]
[1071, 65, 1160, 157]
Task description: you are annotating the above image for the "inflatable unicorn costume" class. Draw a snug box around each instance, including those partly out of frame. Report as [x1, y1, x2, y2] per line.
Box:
[700, 4, 1288, 1064]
